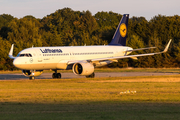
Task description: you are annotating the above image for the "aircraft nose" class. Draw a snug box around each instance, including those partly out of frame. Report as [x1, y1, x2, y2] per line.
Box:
[13, 58, 22, 69]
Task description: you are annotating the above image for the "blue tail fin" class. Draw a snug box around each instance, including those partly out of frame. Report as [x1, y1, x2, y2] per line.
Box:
[109, 14, 129, 46]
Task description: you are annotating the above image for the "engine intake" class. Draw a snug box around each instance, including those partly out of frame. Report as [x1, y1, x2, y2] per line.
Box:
[22, 70, 43, 77]
[73, 62, 94, 76]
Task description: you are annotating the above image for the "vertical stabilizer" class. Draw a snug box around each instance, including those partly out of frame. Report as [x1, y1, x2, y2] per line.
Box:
[109, 14, 129, 46]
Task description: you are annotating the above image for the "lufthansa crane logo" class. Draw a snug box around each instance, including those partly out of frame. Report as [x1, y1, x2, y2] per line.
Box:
[119, 23, 127, 37]
[30, 58, 33, 63]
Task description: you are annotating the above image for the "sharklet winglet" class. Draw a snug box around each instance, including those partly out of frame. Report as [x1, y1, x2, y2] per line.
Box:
[162, 39, 172, 53]
[9, 44, 16, 59]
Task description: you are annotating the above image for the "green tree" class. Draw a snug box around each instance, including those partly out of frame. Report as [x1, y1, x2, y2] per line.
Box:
[7, 17, 42, 55]
[0, 14, 14, 39]
[0, 37, 14, 70]
[0, 8, 179, 70]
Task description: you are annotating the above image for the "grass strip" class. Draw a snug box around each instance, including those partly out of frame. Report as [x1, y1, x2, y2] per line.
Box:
[0, 75, 180, 120]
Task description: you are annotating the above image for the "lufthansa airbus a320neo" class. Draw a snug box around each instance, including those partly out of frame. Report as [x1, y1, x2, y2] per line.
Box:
[9, 14, 172, 79]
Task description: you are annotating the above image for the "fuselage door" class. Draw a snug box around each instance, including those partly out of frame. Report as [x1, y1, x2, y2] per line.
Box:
[70, 52, 75, 60]
[113, 47, 119, 57]
[36, 50, 43, 62]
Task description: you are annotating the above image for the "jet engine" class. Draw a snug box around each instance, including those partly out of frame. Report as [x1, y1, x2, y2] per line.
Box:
[72, 62, 94, 76]
[22, 70, 43, 77]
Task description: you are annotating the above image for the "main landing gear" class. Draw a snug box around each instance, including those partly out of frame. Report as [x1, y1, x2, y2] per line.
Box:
[52, 70, 61, 79]
[86, 72, 95, 78]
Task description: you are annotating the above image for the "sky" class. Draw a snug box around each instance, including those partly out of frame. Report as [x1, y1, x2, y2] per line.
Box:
[0, 0, 180, 20]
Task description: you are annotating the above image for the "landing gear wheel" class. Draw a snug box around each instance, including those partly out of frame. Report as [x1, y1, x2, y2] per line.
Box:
[57, 73, 61, 78]
[29, 76, 35, 80]
[52, 73, 56, 79]
[86, 72, 95, 78]
[52, 73, 61, 79]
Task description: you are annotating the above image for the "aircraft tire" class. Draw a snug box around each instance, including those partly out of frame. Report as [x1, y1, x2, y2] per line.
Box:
[29, 76, 35, 80]
[52, 73, 56, 79]
[52, 73, 61, 79]
[57, 73, 61, 78]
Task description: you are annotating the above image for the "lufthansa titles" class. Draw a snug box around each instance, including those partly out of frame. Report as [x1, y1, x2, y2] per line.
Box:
[40, 49, 63, 53]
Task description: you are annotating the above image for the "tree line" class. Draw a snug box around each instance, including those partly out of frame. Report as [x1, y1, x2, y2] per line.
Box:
[0, 8, 180, 70]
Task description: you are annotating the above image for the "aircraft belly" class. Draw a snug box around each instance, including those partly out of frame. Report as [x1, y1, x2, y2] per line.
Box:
[56, 63, 67, 70]
[19, 63, 57, 70]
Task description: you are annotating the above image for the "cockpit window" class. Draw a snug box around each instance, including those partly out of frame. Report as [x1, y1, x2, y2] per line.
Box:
[29, 54, 32, 57]
[17, 53, 32, 57]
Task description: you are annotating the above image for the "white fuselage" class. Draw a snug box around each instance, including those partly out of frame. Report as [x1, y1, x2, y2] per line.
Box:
[13, 45, 133, 70]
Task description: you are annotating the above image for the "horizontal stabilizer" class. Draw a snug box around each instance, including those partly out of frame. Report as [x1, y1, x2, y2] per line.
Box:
[126, 47, 156, 52]
[130, 57, 138, 60]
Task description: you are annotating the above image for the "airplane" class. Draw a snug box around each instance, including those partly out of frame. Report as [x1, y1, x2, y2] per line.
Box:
[9, 14, 172, 80]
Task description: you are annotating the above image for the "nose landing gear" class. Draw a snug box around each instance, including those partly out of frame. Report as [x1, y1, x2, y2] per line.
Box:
[29, 76, 35, 80]
[29, 70, 35, 80]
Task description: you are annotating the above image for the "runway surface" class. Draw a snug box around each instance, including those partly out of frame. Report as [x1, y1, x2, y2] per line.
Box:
[0, 72, 179, 80]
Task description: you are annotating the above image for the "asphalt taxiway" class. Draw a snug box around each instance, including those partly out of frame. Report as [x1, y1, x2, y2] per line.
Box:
[0, 72, 179, 80]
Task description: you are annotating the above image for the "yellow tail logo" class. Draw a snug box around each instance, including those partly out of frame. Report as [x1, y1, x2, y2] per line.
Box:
[120, 23, 127, 37]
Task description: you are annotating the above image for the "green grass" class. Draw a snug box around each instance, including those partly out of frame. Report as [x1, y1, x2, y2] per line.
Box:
[1, 103, 180, 120]
[0, 75, 180, 120]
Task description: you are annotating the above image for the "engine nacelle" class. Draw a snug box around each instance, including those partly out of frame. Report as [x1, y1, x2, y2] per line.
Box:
[73, 62, 94, 76]
[22, 70, 43, 77]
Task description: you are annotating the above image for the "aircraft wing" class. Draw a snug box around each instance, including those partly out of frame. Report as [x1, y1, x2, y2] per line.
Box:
[66, 39, 172, 65]
[90, 39, 172, 62]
